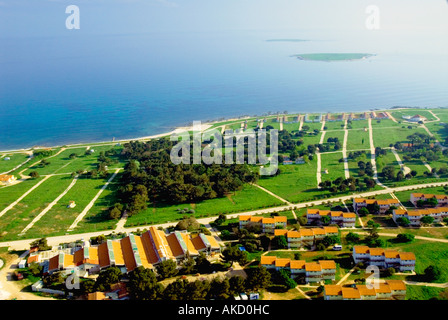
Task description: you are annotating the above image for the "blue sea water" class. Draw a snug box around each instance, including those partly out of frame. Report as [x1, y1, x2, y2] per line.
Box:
[0, 29, 447, 150]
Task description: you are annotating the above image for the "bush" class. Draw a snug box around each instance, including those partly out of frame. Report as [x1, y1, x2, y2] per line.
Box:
[267, 284, 288, 293]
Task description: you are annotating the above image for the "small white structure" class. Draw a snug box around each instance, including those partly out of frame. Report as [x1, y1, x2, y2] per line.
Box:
[239, 293, 249, 300]
[18, 259, 27, 269]
[67, 201, 76, 209]
[4, 157, 10, 161]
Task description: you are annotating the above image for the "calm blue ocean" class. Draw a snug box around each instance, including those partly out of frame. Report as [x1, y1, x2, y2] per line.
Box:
[1, 30, 447, 150]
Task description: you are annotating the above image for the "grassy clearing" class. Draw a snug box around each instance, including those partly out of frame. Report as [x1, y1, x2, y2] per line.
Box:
[406, 285, 447, 300]
[0, 178, 43, 212]
[0, 175, 75, 241]
[346, 129, 370, 150]
[0, 153, 30, 174]
[347, 120, 369, 130]
[257, 160, 319, 203]
[25, 175, 113, 238]
[320, 152, 345, 181]
[71, 173, 123, 234]
[125, 184, 284, 228]
[25, 145, 124, 176]
[391, 109, 437, 122]
[324, 121, 346, 131]
[373, 126, 428, 148]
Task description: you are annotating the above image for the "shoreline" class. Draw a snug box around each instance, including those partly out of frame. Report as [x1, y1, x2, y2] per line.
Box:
[0, 106, 444, 154]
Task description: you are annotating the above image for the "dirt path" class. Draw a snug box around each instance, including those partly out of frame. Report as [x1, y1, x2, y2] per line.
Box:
[368, 118, 389, 189]
[0, 175, 52, 219]
[19, 175, 79, 236]
[0, 251, 54, 300]
[67, 168, 121, 232]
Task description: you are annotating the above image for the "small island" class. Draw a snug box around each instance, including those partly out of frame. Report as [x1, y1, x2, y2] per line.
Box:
[293, 53, 375, 62]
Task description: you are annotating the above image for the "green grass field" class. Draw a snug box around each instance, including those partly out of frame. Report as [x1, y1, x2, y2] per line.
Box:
[0, 175, 75, 240]
[372, 126, 428, 148]
[24, 175, 113, 238]
[320, 152, 345, 181]
[257, 160, 320, 203]
[0, 153, 30, 174]
[346, 128, 370, 150]
[124, 184, 284, 228]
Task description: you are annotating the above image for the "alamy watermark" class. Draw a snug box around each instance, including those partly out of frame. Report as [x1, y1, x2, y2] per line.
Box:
[365, 5, 380, 30]
[66, 5, 80, 30]
[169, 121, 278, 176]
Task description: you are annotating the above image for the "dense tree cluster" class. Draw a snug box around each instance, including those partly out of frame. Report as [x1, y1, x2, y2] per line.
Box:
[115, 139, 258, 216]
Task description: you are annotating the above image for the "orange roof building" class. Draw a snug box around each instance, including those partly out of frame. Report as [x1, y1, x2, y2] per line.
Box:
[352, 246, 416, 272]
[239, 215, 288, 233]
[306, 209, 356, 228]
[45, 227, 221, 275]
[324, 280, 406, 300]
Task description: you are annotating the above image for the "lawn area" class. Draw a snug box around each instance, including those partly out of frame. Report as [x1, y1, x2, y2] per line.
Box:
[346, 128, 370, 150]
[370, 119, 403, 129]
[0, 178, 43, 212]
[406, 285, 447, 300]
[24, 175, 113, 238]
[347, 120, 369, 130]
[324, 120, 346, 131]
[257, 160, 321, 203]
[372, 126, 428, 148]
[70, 173, 124, 234]
[391, 109, 437, 123]
[320, 152, 345, 181]
[24, 144, 124, 176]
[0, 153, 30, 174]
[124, 184, 284, 228]
[387, 240, 448, 283]
[424, 122, 446, 142]
[0, 175, 75, 241]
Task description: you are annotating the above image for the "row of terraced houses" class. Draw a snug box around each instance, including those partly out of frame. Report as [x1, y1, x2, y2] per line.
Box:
[260, 256, 336, 283]
[306, 209, 356, 228]
[27, 226, 221, 276]
[352, 246, 416, 272]
[274, 226, 339, 248]
[324, 280, 406, 300]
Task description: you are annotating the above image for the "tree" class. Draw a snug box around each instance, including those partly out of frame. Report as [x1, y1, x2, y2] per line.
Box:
[180, 255, 196, 275]
[80, 279, 96, 294]
[30, 238, 51, 251]
[322, 235, 340, 247]
[420, 216, 435, 226]
[95, 266, 122, 292]
[382, 166, 395, 180]
[109, 206, 122, 220]
[272, 235, 288, 249]
[229, 276, 246, 296]
[128, 266, 163, 300]
[346, 232, 361, 244]
[358, 207, 369, 217]
[245, 266, 271, 290]
[396, 217, 410, 227]
[69, 153, 77, 159]
[220, 245, 248, 267]
[28, 262, 43, 276]
[156, 259, 179, 280]
[29, 171, 40, 179]
[214, 213, 227, 226]
[321, 215, 331, 225]
[396, 233, 415, 243]
[424, 265, 442, 282]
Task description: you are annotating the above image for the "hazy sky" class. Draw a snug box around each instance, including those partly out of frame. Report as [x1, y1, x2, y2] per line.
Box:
[0, 0, 448, 37]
